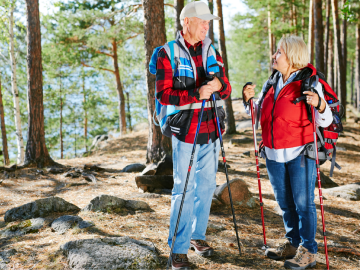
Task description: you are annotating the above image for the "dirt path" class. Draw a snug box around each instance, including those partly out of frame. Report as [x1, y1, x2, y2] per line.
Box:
[0, 100, 359, 269]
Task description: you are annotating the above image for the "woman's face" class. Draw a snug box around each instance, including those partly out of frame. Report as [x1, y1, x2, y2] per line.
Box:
[272, 46, 290, 74]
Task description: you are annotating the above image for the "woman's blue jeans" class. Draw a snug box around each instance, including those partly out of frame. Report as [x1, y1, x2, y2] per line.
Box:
[168, 136, 220, 254]
[266, 155, 318, 254]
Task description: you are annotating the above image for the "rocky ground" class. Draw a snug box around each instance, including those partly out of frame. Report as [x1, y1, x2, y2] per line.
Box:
[0, 100, 359, 270]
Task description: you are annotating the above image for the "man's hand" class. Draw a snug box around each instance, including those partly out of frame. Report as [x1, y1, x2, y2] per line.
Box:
[199, 84, 214, 100]
[207, 76, 222, 92]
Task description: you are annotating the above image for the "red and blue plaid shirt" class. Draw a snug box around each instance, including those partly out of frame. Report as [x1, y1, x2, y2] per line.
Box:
[155, 33, 232, 144]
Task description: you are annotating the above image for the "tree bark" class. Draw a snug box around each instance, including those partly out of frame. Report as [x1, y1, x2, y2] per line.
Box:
[174, 0, 184, 36]
[0, 77, 10, 165]
[301, 0, 306, 40]
[60, 72, 63, 159]
[208, 0, 214, 44]
[327, 30, 334, 88]
[308, 0, 315, 64]
[82, 71, 88, 152]
[9, 6, 25, 164]
[216, 0, 236, 134]
[126, 92, 132, 131]
[267, 4, 274, 73]
[112, 39, 127, 135]
[314, 0, 324, 73]
[340, 0, 347, 74]
[293, 1, 298, 35]
[24, 0, 55, 167]
[350, 59, 354, 106]
[142, 0, 172, 163]
[331, 0, 346, 118]
[324, 0, 330, 76]
[356, 23, 360, 111]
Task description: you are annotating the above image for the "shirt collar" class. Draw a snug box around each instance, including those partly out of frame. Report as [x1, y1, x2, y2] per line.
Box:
[181, 31, 203, 50]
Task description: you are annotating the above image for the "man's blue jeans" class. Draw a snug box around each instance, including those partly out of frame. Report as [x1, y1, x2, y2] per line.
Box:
[266, 155, 318, 254]
[168, 136, 220, 254]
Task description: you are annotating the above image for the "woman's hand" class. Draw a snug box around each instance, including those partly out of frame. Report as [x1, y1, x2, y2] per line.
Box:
[303, 91, 326, 113]
[243, 84, 256, 103]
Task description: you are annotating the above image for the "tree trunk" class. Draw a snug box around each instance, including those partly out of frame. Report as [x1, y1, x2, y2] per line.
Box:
[174, 0, 184, 36]
[0, 77, 10, 165]
[24, 0, 55, 167]
[308, 0, 315, 64]
[112, 39, 127, 135]
[350, 59, 354, 106]
[82, 72, 88, 152]
[142, 0, 172, 163]
[314, 0, 324, 73]
[340, 0, 347, 74]
[301, 0, 306, 40]
[331, 0, 346, 119]
[356, 23, 360, 111]
[60, 72, 63, 159]
[208, 0, 214, 44]
[267, 4, 274, 73]
[9, 6, 25, 164]
[327, 30, 334, 88]
[324, 0, 330, 76]
[293, 1, 298, 35]
[126, 92, 132, 131]
[216, 0, 236, 134]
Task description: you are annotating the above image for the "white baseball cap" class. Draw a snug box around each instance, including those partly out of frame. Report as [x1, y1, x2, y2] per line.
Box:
[180, 1, 220, 21]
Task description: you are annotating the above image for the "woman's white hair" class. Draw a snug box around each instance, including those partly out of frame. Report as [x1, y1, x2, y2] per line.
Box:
[278, 35, 309, 69]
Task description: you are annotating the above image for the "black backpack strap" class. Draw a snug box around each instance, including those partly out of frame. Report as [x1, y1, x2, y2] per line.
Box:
[255, 71, 280, 129]
[329, 144, 342, 177]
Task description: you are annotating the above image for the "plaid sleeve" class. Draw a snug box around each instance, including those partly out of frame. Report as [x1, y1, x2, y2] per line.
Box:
[155, 49, 200, 106]
[215, 49, 232, 100]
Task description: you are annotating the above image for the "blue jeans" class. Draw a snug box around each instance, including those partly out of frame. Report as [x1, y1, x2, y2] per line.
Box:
[266, 155, 318, 254]
[168, 136, 220, 254]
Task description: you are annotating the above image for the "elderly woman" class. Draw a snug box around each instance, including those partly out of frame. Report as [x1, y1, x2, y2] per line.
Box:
[243, 36, 332, 270]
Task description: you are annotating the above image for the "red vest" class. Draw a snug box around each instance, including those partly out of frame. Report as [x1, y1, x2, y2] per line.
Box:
[261, 64, 316, 149]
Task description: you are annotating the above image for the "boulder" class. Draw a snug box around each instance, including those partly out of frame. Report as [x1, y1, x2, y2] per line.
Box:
[125, 200, 151, 211]
[60, 236, 159, 270]
[214, 179, 256, 208]
[135, 175, 174, 192]
[0, 218, 45, 238]
[230, 137, 253, 145]
[90, 135, 109, 150]
[121, 163, 146, 173]
[322, 183, 360, 201]
[51, 215, 94, 234]
[315, 172, 339, 188]
[82, 195, 126, 213]
[4, 197, 80, 223]
[0, 249, 16, 270]
[82, 195, 151, 213]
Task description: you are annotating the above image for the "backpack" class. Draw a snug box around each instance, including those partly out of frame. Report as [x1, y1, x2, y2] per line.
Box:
[297, 73, 343, 177]
[257, 69, 342, 177]
[149, 41, 180, 137]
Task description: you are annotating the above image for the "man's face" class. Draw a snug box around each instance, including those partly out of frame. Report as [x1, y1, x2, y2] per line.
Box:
[186, 17, 210, 43]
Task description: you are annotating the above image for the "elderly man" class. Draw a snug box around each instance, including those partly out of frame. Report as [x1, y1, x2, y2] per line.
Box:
[155, 2, 232, 269]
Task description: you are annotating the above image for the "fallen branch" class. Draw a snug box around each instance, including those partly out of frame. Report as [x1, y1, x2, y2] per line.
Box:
[327, 247, 360, 257]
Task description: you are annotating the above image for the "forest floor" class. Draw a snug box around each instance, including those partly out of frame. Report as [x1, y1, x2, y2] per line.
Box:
[0, 99, 360, 270]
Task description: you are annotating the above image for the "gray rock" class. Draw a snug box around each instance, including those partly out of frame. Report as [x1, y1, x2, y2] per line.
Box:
[121, 163, 146, 173]
[207, 222, 225, 230]
[125, 200, 151, 211]
[4, 197, 80, 222]
[136, 193, 162, 199]
[60, 236, 159, 269]
[82, 195, 126, 213]
[0, 249, 16, 270]
[242, 151, 251, 157]
[51, 215, 83, 234]
[230, 137, 253, 145]
[78, 221, 94, 229]
[322, 183, 360, 201]
[218, 161, 230, 169]
[259, 163, 266, 169]
[0, 218, 45, 237]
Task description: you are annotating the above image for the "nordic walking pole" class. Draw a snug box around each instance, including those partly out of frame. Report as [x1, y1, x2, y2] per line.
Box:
[211, 93, 242, 256]
[166, 99, 206, 270]
[245, 82, 269, 250]
[310, 93, 330, 270]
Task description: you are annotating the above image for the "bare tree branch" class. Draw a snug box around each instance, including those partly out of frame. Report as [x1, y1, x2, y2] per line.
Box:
[81, 61, 115, 74]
